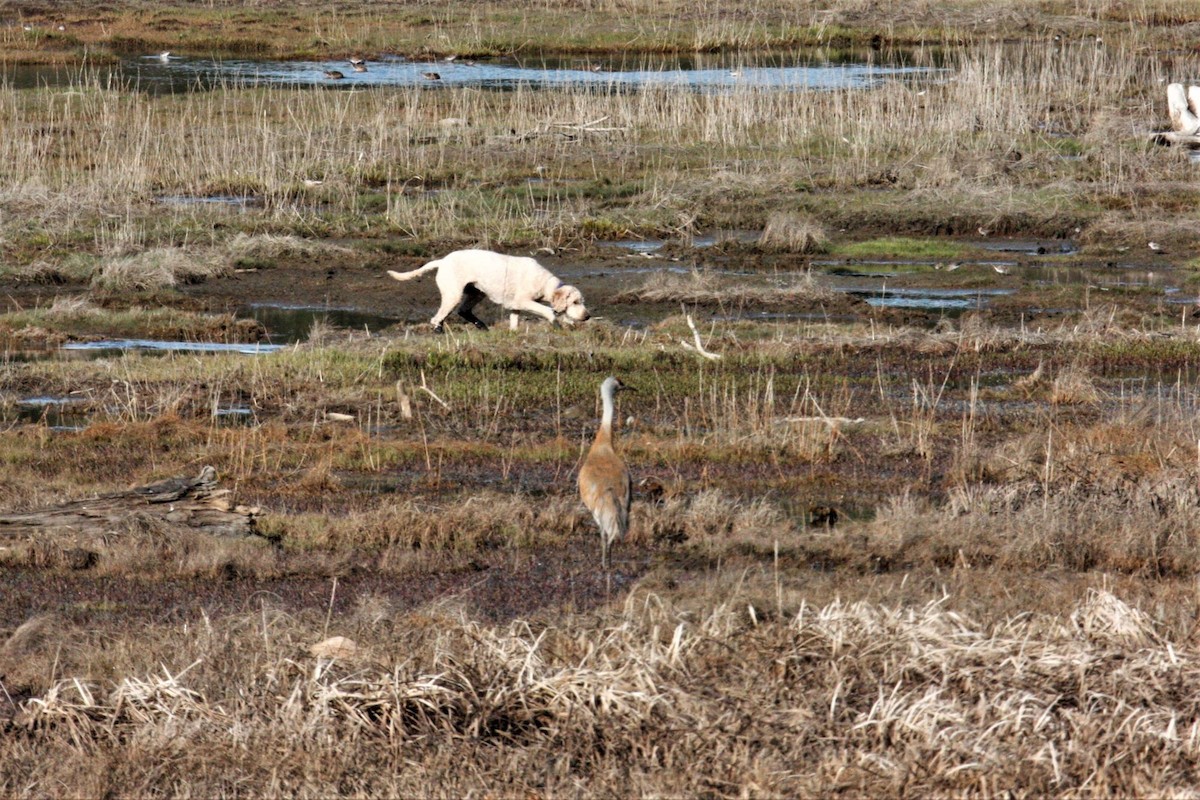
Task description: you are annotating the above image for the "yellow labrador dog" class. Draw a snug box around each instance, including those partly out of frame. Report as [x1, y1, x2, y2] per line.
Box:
[388, 249, 590, 332]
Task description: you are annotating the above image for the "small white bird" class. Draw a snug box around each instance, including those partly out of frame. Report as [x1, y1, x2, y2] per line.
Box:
[993, 264, 1011, 275]
[1149, 241, 1165, 253]
[158, 51, 171, 62]
[444, 54, 458, 62]
[349, 57, 365, 66]
[945, 262, 962, 272]
[977, 226, 990, 237]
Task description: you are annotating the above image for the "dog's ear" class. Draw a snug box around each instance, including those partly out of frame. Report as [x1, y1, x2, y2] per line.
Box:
[550, 286, 571, 312]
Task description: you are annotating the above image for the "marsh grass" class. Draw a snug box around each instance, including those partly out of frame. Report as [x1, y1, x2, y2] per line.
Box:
[9, 0, 1200, 63]
[7, 585, 1200, 795]
[8, 307, 1200, 793]
[759, 210, 828, 253]
[0, 297, 265, 345]
[612, 267, 838, 307]
[1, 39, 1194, 272]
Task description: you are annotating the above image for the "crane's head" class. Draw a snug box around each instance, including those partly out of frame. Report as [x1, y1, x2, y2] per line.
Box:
[601, 375, 633, 397]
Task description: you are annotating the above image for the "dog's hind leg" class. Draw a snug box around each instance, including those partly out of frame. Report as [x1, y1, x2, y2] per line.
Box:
[430, 285, 465, 332]
[509, 312, 520, 331]
[456, 285, 490, 330]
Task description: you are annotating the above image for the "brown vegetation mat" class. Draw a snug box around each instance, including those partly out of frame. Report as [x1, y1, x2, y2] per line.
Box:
[4, 587, 1200, 795]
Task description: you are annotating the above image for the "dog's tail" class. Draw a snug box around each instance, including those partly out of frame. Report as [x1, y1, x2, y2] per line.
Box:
[387, 258, 443, 283]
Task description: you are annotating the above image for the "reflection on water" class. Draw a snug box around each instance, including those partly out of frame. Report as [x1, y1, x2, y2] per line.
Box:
[5, 397, 89, 431]
[852, 286, 1017, 310]
[2, 50, 943, 94]
[62, 339, 284, 355]
[158, 194, 262, 211]
[240, 304, 402, 344]
[974, 239, 1078, 255]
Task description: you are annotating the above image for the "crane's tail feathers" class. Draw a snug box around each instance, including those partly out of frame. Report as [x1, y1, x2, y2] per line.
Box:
[387, 259, 443, 282]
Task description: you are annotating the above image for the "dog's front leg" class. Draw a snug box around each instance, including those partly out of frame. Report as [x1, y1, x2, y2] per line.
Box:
[509, 312, 521, 331]
[513, 299, 557, 325]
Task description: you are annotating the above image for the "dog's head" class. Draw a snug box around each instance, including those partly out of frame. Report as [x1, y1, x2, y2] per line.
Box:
[551, 284, 590, 324]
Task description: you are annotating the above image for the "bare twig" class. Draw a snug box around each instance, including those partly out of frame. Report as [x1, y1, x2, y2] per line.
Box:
[681, 312, 721, 360]
[419, 369, 451, 410]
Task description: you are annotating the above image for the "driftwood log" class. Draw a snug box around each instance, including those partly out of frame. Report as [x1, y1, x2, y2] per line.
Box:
[0, 466, 259, 542]
[1151, 83, 1200, 146]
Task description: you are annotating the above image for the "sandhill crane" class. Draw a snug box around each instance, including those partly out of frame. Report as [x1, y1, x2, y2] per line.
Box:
[578, 376, 633, 570]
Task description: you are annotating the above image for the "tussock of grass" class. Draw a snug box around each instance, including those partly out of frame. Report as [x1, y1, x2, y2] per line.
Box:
[759, 211, 828, 254]
[612, 268, 837, 307]
[91, 247, 224, 291]
[0, 298, 266, 344]
[224, 233, 352, 262]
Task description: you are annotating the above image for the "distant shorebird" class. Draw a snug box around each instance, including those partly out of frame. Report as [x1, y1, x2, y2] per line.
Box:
[589, 64, 603, 73]
[349, 57, 365, 66]
[351, 62, 367, 72]
[324, 70, 345, 80]
[158, 51, 171, 62]
[993, 264, 1011, 275]
[579, 376, 633, 572]
[1149, 241, 1165, 253]
[422, 71, 441, 80]
[444, 54, 458, 62]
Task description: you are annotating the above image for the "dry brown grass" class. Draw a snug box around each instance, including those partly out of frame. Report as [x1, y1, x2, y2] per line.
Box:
[759, 210, 829, 254]
[613, 268, 837, 307]
[6, 586, 1200, 796]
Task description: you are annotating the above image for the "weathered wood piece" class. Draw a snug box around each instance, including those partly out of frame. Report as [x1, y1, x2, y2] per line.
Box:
[1150, 83, 1200, 146]
[0, 466, 259, 540]
[1168, 83, 1200, 136]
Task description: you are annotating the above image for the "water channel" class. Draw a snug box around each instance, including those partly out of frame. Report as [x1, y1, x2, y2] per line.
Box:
[3, 49, 944, 94]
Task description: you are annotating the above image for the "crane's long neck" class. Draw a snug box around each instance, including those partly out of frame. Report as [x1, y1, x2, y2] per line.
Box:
[596, 381, 616, 446]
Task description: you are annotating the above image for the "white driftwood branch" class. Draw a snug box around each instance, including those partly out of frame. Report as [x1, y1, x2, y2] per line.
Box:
[681, 313, 721, 360]
[1152, 83, 1200, 145]
[1169, 83, 1200, 136]
[419, 369, 451, 410]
